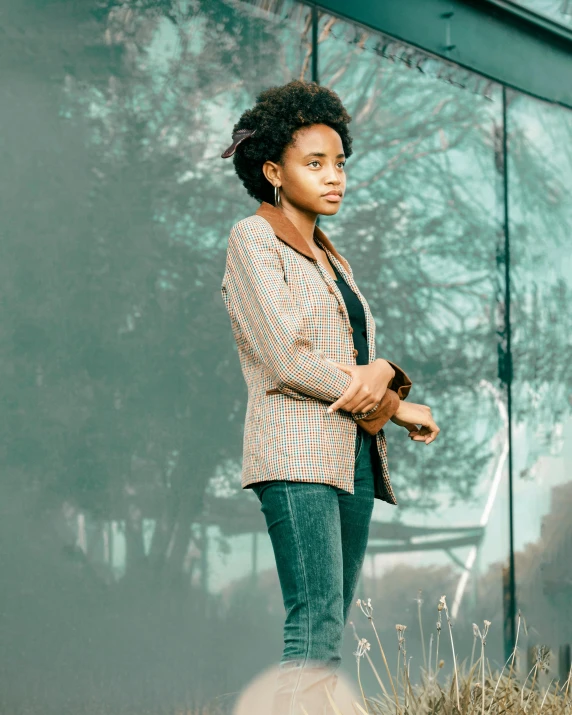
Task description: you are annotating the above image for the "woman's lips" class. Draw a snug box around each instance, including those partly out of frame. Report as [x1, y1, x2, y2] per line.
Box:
[322, 194, 342, 202]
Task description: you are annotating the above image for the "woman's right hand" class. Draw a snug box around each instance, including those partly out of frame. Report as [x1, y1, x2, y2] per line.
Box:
[391, 401, 440, 444]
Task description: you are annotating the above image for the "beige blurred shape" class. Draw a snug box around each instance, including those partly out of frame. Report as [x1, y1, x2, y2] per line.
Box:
[232, 662, 362, 715]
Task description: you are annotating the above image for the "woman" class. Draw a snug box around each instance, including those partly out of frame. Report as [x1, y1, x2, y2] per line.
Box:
[220, 80, 439, 714]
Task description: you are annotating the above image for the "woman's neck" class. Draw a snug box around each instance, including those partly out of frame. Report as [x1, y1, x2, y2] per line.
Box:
[277, 202, 318, 248]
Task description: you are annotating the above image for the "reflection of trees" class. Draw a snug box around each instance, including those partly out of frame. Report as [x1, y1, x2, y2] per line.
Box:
[2, 0, 285, 589]
[3, 0, 571, 633]
[50, 0, 315, 580]
[515, 482, 572, 647]
[317, 21, 506, 513]
[514, 0, 572, 28]
[0, 0, 557, 550]
[317, 22, 572, 512]
[508, 93, 572, 452]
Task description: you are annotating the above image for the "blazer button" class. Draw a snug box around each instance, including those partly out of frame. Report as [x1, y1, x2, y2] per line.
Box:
[352, 348, 358, 357]
[327, 285, 335, 294]
[338, 305, 344, 314]
[349, 326, 354, 334]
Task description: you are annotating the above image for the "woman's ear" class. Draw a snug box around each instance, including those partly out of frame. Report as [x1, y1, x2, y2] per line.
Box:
[262, 159, 281, 187]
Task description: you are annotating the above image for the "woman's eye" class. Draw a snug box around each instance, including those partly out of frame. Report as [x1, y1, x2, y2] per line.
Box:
[308, 161, 346, 168]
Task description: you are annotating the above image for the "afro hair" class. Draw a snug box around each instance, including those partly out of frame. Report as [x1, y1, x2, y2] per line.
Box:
[228, 79, 353, 204]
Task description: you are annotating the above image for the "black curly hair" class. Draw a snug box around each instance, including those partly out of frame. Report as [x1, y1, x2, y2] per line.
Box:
[229, 79, 353, 204]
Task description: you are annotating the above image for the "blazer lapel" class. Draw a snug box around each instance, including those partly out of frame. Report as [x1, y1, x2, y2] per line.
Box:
[254, 201, 376, 364]
[255, 201, 350, 271]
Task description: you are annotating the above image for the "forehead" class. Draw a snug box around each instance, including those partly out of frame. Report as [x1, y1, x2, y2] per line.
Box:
[288, 124, 344, 154]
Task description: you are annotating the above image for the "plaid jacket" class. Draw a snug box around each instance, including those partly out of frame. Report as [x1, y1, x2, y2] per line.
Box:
[220, 201, 412, 505]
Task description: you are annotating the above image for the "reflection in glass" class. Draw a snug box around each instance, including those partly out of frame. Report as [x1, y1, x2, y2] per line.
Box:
[317, 10, 511, 678]
[3, 0, 572, 710]
[1, 0, 312, 711]
[508, 90, 572, 681]
[510, 0, 572, 28]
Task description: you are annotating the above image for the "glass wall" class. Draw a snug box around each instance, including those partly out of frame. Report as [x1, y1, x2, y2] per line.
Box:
[316, 12, 510, 687]
[511, 0, 572, 28]
[508, 91, 572, 681]
[2, 0, 571, 712]
[0, 1, 312, 713]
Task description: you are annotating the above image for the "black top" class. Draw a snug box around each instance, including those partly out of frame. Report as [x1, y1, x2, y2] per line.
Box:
[331, 262, 369, 366]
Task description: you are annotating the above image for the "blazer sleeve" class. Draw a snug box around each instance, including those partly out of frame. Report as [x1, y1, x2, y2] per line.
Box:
[221, 217, 353, 403]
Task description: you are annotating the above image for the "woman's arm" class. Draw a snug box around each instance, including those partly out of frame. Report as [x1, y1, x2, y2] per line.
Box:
[222, 216, 413, 434]
[222, 217, 353, 402]
[329, 358, 413, 435]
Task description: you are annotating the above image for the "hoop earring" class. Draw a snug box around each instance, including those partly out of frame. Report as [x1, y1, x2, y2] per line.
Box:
[274, 185, 281, 207]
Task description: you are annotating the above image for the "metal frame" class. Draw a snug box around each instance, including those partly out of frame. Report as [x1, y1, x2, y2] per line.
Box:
[312, 0, 572, 108]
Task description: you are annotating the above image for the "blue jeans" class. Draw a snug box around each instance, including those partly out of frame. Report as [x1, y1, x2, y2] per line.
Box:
[251, 426, 376, 714]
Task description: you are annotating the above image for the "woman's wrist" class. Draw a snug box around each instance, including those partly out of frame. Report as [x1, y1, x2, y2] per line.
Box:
[354, 388, 401, 434]
[374, 358, 396, 386]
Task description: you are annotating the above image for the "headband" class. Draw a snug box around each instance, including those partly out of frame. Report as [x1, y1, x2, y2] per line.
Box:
[221, 128, 256, 158]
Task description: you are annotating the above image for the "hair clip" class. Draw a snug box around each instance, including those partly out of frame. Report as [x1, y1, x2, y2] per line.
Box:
[221, 128, 256, 158]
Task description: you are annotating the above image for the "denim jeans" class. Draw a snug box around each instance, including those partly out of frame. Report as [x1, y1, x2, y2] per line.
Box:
[251, 426, 377, 714]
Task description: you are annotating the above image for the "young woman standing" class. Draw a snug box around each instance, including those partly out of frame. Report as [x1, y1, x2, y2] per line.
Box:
[220, 80, 439, 714]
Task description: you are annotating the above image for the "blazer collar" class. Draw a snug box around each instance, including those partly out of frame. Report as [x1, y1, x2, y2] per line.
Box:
[255, 201, 350, 272]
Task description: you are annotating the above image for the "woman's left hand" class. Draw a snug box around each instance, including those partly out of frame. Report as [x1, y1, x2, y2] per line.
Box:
[326, 358, 395, 415]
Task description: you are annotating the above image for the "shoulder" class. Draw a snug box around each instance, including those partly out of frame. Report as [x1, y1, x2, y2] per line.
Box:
[231, 214, 275, 238]
[228, 214, 278, 254]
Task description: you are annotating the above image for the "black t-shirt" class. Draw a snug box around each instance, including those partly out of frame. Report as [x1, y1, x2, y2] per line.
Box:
[331, 262, 369, 366]
[331, 262, 373, 441]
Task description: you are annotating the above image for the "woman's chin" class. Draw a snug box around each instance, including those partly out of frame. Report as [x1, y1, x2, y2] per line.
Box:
[319, 201, 343, 216]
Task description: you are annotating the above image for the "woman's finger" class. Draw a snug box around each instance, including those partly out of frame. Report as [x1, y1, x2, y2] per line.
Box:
[410, 423, 439, 443]
[328, 381, 360, 413]
[348, 396, 377, 414]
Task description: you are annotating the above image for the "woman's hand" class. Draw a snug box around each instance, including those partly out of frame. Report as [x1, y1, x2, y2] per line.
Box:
[390, 401, 440, 445]
[326, 359, 395, 415]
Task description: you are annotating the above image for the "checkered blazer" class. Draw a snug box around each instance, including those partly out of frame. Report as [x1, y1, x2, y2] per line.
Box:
[220, 201, 412, 505]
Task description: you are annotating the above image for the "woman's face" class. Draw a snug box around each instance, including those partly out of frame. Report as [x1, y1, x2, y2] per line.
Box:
[263, 123, 346, 217]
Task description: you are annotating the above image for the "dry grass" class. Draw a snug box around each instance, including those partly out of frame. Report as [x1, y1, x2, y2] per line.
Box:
[313, 592, 572, 715]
